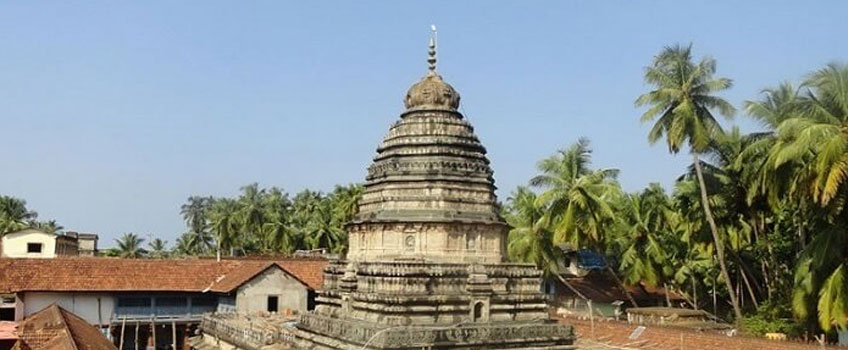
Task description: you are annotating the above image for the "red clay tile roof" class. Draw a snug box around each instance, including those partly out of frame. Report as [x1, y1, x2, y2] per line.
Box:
[15, 303, 116, 350]
[0, 322, 16, 340]
[559, 272, 683, 304]
[0, 257, 327, 293]
[275, 259, 327, 291]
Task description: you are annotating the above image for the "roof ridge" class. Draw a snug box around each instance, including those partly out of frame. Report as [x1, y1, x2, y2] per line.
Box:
[55, 306, 81, 350]
[40, 303, 80, 350]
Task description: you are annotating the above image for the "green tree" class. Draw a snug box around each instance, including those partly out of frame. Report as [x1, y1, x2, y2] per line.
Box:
[505, 187, 559, 273]
[306, 201, 345, 254]
[505, 186, 591, 301]
[209, 198, 239, 260]
[529, 138, 634, 305]
[180, 196, 212, 235]
[760, 63, 848, 330]
[115, 233, 147, 259]
[31, 220, 63, 234]
[0, 196, 37, 234]
[148, 238, 169, 259]
[614, 184, 674, 289]
[635, 44, 742, 322]
[237, 183, 267, 251]
[329, 184, 363, 223]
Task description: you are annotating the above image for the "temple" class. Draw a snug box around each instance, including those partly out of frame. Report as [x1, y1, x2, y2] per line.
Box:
[291, 30, 575, 350]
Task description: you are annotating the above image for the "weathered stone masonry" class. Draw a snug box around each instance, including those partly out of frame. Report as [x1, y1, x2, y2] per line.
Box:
[292, 32, 576, 350]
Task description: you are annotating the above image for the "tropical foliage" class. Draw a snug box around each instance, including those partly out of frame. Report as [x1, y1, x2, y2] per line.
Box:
[504, 45, 848, 338]
[3, 43, 847, 340]
[172, 183, 362, 259]
[0, 195, 60, 235]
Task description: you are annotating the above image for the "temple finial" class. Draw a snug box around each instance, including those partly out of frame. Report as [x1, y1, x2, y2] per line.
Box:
[428, 25, 437, 72]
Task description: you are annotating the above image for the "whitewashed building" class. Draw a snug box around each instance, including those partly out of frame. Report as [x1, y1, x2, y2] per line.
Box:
[0, 257, 326, 349]
[0, 228, 79, 258]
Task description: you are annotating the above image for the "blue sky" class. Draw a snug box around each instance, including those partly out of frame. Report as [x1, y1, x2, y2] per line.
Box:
[1, 1, 843, 247]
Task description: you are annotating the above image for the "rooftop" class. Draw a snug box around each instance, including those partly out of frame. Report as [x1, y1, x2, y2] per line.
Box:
[15, 303, 116, 350]
[0, 257, 327, 293]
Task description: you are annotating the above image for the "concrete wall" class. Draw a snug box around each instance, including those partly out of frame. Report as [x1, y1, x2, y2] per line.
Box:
[235, 266, 308, 315]
[2, 229, 59, 258]
[19, 292, 115, 326]
[77, 236, 97, 255]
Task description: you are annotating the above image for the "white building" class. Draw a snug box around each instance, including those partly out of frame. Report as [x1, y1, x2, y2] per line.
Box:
[0, 228, 79, 258]
[0, 257, 327, 349]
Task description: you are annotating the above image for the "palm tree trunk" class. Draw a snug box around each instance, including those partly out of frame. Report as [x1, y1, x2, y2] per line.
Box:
[692, 276, 698, 309]
[555, 273, 588, 301]
[692, 153, 743, 324]
[216, 239, 221, 262]
[730, 251, 760, 307]
[605, 265, 640, 307]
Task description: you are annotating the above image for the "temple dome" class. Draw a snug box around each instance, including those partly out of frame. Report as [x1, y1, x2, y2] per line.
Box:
[403, 71, 460, 111]
[347, 29, 507, 264]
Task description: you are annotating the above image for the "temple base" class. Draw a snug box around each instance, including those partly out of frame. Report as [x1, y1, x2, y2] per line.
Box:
[293, 260, 575, 350]
[294, 314, 575, 350]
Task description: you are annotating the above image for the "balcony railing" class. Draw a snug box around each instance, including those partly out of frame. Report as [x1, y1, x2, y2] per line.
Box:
[114, 303, 217, 322]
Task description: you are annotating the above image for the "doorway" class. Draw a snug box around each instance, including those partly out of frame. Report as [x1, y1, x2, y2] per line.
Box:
[472, 302, 483, 322]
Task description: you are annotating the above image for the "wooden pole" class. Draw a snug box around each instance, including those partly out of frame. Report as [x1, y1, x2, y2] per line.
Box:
[171, 321, 177, 350]
[150, 318, 156, 350]
[97, 298, 103, 329]
[119, 317, 126, 350]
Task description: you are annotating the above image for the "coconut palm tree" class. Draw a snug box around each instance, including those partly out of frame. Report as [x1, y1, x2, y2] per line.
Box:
[238, 183, 267, 250]
[115, 233, 147, 259]
[530, 138, 635, 305]
[148, 239, 169, 259]
[761, 63, 848, 330]
[505, 186, 591, 301]
[330, 184, 364, 223]
[306, 201, 345, 254]
[505, 187, 558, 271]
[209, 198, 239, 260]
[181, 196, 212, 236]
[635, 44, 742, 322]
[615, 184, 674, 289]
[31, 220, 63, 234]
[0, 196, 37, 234]
[530, 138, 620, 248]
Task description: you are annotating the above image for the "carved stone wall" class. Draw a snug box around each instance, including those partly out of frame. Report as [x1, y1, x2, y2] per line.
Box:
[347, 222, 507, 263]
[348, 106, 508, 264]
[199, 45, 578, 350]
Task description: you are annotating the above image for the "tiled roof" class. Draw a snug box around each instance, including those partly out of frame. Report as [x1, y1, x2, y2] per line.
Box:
[275, 259, 327, 291]
[15, 303, 116, 350]
[0, 257, 327, 293]
[559, 272, 683, 304]
[0, 321, 17, 340]
[208, 259, 327, 292]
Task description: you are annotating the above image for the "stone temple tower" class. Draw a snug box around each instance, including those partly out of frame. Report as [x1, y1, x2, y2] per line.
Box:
[347, 34, 506, 265]
[294, 30, 575, 350]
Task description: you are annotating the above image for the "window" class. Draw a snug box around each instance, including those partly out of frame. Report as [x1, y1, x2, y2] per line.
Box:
[156, 297, 187, 307]
[27, 243, 42, 254]
[0, 308, 13, 321]
[192, 296, 217, 307]
[267, 296, 279, 313]
[117, 297, 151, 308]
